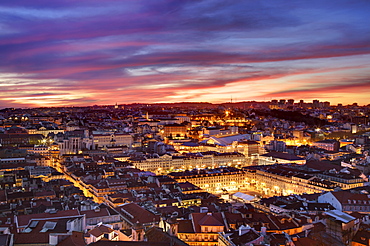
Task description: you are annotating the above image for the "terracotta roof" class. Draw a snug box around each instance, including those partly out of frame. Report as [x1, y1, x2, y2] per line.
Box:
[145, 227, 188, 246]
[14, 218, 81, 244]
[33, 190, 56, 197]
[223, 212, 244, 225]
[119, 203, 160, 225]
[16, 209, 80, 227]
[198, 214, 224, 226]
[88, 224, 114, 237]
[191, 213, 224, 232]
[81, 207, 110, 218]
[294, 237, 322, 246]
[31, 199, 53, 208]
[178, 182, 200, 191]
[177, 220, 194, 233]
[330, 190, 370, 204]
[268, 215, 300, 230]
[229, 228, 261, 245]
[57, 231, 86, 246]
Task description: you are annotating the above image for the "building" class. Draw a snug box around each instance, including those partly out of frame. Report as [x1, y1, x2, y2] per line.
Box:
[117, 203, 160, 230]
[245, 165, 337, 197]
[312, 139, 340, 152]
[168, 167, 248, 194]
[130, 152, 245, 174]
[81, 205, 123, 230]
[324, 210, 360, 245]
[85, 224, 120, 244]
[218, 225, 264, 246]
[162, 123, 188, 138]
[13, 211, 86, 245]
[92, 133, 133, 149]
[318, 190, 370, 213]
[174, 212, 226, 246]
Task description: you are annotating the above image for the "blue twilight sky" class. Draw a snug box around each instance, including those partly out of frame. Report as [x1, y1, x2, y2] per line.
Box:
[0, 0, 370, 108]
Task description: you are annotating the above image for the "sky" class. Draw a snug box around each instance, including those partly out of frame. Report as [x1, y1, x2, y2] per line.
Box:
[1, 0, 370, 108]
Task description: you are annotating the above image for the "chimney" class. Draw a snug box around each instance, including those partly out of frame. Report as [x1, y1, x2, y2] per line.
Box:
[261, 226, 266, 236]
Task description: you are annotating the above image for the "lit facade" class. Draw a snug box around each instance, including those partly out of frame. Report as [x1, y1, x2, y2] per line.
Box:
[130, 152, 245, 174]
[246, 166, 337, 197]
[92, 133, 133, 148]
[169, 169, 249, 193]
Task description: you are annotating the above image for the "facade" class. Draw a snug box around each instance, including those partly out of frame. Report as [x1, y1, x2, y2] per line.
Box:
[316, 172, 364, 190]
[246, 165, 337, 197]
[57, 137, 84, 155]
[92, 133, 133, 148]
[85, 224, 120, 244]
[162, 124, 188, 138]
[81, 206, 123, 230]
[325, 210, 360, 245]
[169, 168, 248, 193]
[176, 212, 226, 246]
[318, 191, 370, 213]
[312, 139, 340, 152]
[130, 152, 245, 174]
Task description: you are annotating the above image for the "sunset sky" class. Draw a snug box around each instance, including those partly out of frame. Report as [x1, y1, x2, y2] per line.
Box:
[1, 0, 370, 108]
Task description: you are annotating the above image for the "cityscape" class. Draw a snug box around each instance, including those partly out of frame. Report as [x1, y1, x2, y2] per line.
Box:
[1, 0, 370, 246]
[0, 100, 369, 246]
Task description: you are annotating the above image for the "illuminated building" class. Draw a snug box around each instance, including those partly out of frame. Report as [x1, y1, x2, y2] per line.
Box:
[161, 212, 227, 246]
[87, 178, 147, 201]
[26, 127, 65, 137]
[315, 171, 364, 190]
[57, 137, 83, 155]
[312, 139, 340, 152]
[162, 123, 188, 139]
[168, 167, 249, 193]
[92, 133, 133, 149]
[0, 133, 43, 146]
[130, 152, 245, 174]
[26, 166, 52, 178]
[306, 161, 365, 190]
[245, 165, 337, 197]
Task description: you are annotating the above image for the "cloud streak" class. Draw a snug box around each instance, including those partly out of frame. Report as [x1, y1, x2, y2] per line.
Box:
[1, 0, 370, 107]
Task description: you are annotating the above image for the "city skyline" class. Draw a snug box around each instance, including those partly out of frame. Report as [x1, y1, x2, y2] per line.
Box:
[1, 0, 370, 108]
